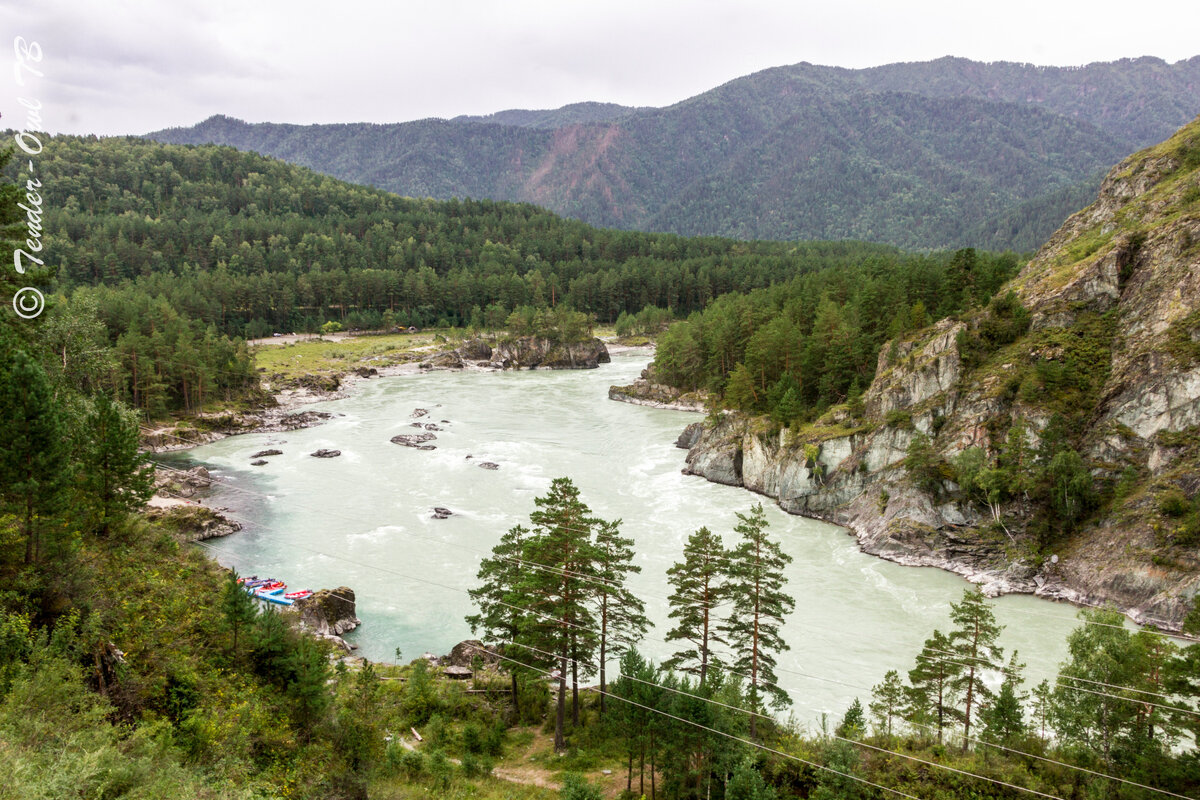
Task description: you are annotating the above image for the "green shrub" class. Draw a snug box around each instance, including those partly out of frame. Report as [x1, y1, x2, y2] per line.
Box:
[1160, 488, 1191, 518]
[461, 720, 483, 754]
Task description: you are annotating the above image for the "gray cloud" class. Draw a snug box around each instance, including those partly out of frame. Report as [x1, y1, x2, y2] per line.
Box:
[1, 0, 1197, 136]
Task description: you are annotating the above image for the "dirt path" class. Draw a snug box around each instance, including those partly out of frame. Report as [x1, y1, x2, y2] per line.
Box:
[397, 736, 560, 790]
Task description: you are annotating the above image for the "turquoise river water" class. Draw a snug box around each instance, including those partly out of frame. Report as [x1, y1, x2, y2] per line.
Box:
[171, 349, 1091, 727]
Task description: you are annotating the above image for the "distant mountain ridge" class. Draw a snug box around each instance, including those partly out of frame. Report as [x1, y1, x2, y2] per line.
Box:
[149, 56, 1200, 250]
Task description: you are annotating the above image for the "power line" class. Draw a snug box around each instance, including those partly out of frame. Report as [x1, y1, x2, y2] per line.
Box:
[174, 486, 1194, 799]
[469, 644, 926, 800]
[150, 455, 1194, 708]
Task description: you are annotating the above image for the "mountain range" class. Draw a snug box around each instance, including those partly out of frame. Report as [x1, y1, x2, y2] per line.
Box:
[150, 56, 1200, 251]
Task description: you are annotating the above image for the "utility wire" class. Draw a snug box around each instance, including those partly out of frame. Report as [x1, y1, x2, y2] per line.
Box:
[176, 488, 1194, 799]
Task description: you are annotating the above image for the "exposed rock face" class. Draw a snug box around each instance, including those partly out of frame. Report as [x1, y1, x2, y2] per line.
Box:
[294, 586, 360, 637]
[491, 336, 610, 369]
[458, 339, 494, 360]
[446, 639, 498, 668]
[680, 118, 1200, 629]
[610, 366, 706, 411]
[147, 504, 243, 541]
[676, 422, 705, 449]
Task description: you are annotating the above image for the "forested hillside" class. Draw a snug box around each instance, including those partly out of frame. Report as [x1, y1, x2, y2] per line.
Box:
[14, 134, 1017, 415]
[150, 56, 1200, 251]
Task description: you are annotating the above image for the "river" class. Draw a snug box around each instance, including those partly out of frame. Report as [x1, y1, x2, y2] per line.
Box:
[174, 348, 1088, 727]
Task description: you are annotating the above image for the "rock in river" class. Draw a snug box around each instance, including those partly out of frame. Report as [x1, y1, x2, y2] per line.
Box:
[391, 432, 437, 450]
[477, 461, 500, 470]
[251, 449, 282, 458]
[311, 449, 342, 458]
[250, 459, 268, 466]
[432, 507, 453, 519]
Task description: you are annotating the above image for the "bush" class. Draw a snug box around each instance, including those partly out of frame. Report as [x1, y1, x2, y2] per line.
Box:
[1159, 488, 1191, 518]
[397, 747, 425, 779]
[461, 720, 483, 754]
[560, 773, 604, 800]
[401, 659, 442, 725]
[460, 752, 491, 778]
[427, 749, 453, 791]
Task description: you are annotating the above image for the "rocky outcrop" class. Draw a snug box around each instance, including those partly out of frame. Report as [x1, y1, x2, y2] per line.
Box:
[492, 336, 610, 369]
[294, 586, 361, 641]
[417, 336, 611, 370]
[146, 504, 243, 541]
[610, 365, 706, 411]
[679, 117, 1200, 629]
[446, 639, 498, 668]
[676, 422, 705, 449]
[152, 466, 213, 498]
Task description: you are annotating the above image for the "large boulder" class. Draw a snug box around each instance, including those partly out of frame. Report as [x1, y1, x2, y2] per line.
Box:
[446, 639, 499, 668]
[294, 586, 360, 637]
[457, 338, 494, 360]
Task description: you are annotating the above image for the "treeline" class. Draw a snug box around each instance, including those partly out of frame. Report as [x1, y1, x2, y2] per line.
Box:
[14, 135, 904, 339]
[653, 247, 1020, 418]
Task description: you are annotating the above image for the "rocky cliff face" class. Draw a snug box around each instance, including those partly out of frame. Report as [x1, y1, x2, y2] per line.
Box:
[679, 116, 1200, 628]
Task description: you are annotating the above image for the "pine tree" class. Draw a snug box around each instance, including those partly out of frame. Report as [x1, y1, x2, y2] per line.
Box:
[837, 697, 866, 739]
[519, 477, 600, 750]
[980, 650, 1026, 745]
[81, 394, 154, 535]
[467, 523, 532, 714]
[907, 629, 961, 744]
[593, 518, 650, 715]
[719, 503, 794, 737]
[1031, 679, 1052, 741]
[0, 347, 68, 564]
[664, 526, 728, 688]
[868, 669, 905, 738]
[947, 588, 1004, 750]
[287, 634, 330, 739]
[221, 571, 257, 659]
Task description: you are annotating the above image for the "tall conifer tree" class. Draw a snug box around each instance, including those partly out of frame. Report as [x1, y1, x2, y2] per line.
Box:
[82, 394, 154, 535]
[906, 629, 961, 744]
[947, 587, 1004, 749]
[520, 477, 599, 750]
[593, 518, 649, 715]
[664, 526, 728, 688]
[0, 348, 67, 564]
[467, 523, 532, 714]
[719, 503, 794, 738]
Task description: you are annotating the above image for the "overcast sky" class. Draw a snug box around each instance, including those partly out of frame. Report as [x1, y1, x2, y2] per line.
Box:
[2, 0, 1198, 136]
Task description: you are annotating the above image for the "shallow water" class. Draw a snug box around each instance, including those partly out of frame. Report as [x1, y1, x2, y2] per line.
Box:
[174, 349, 1087, 725]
